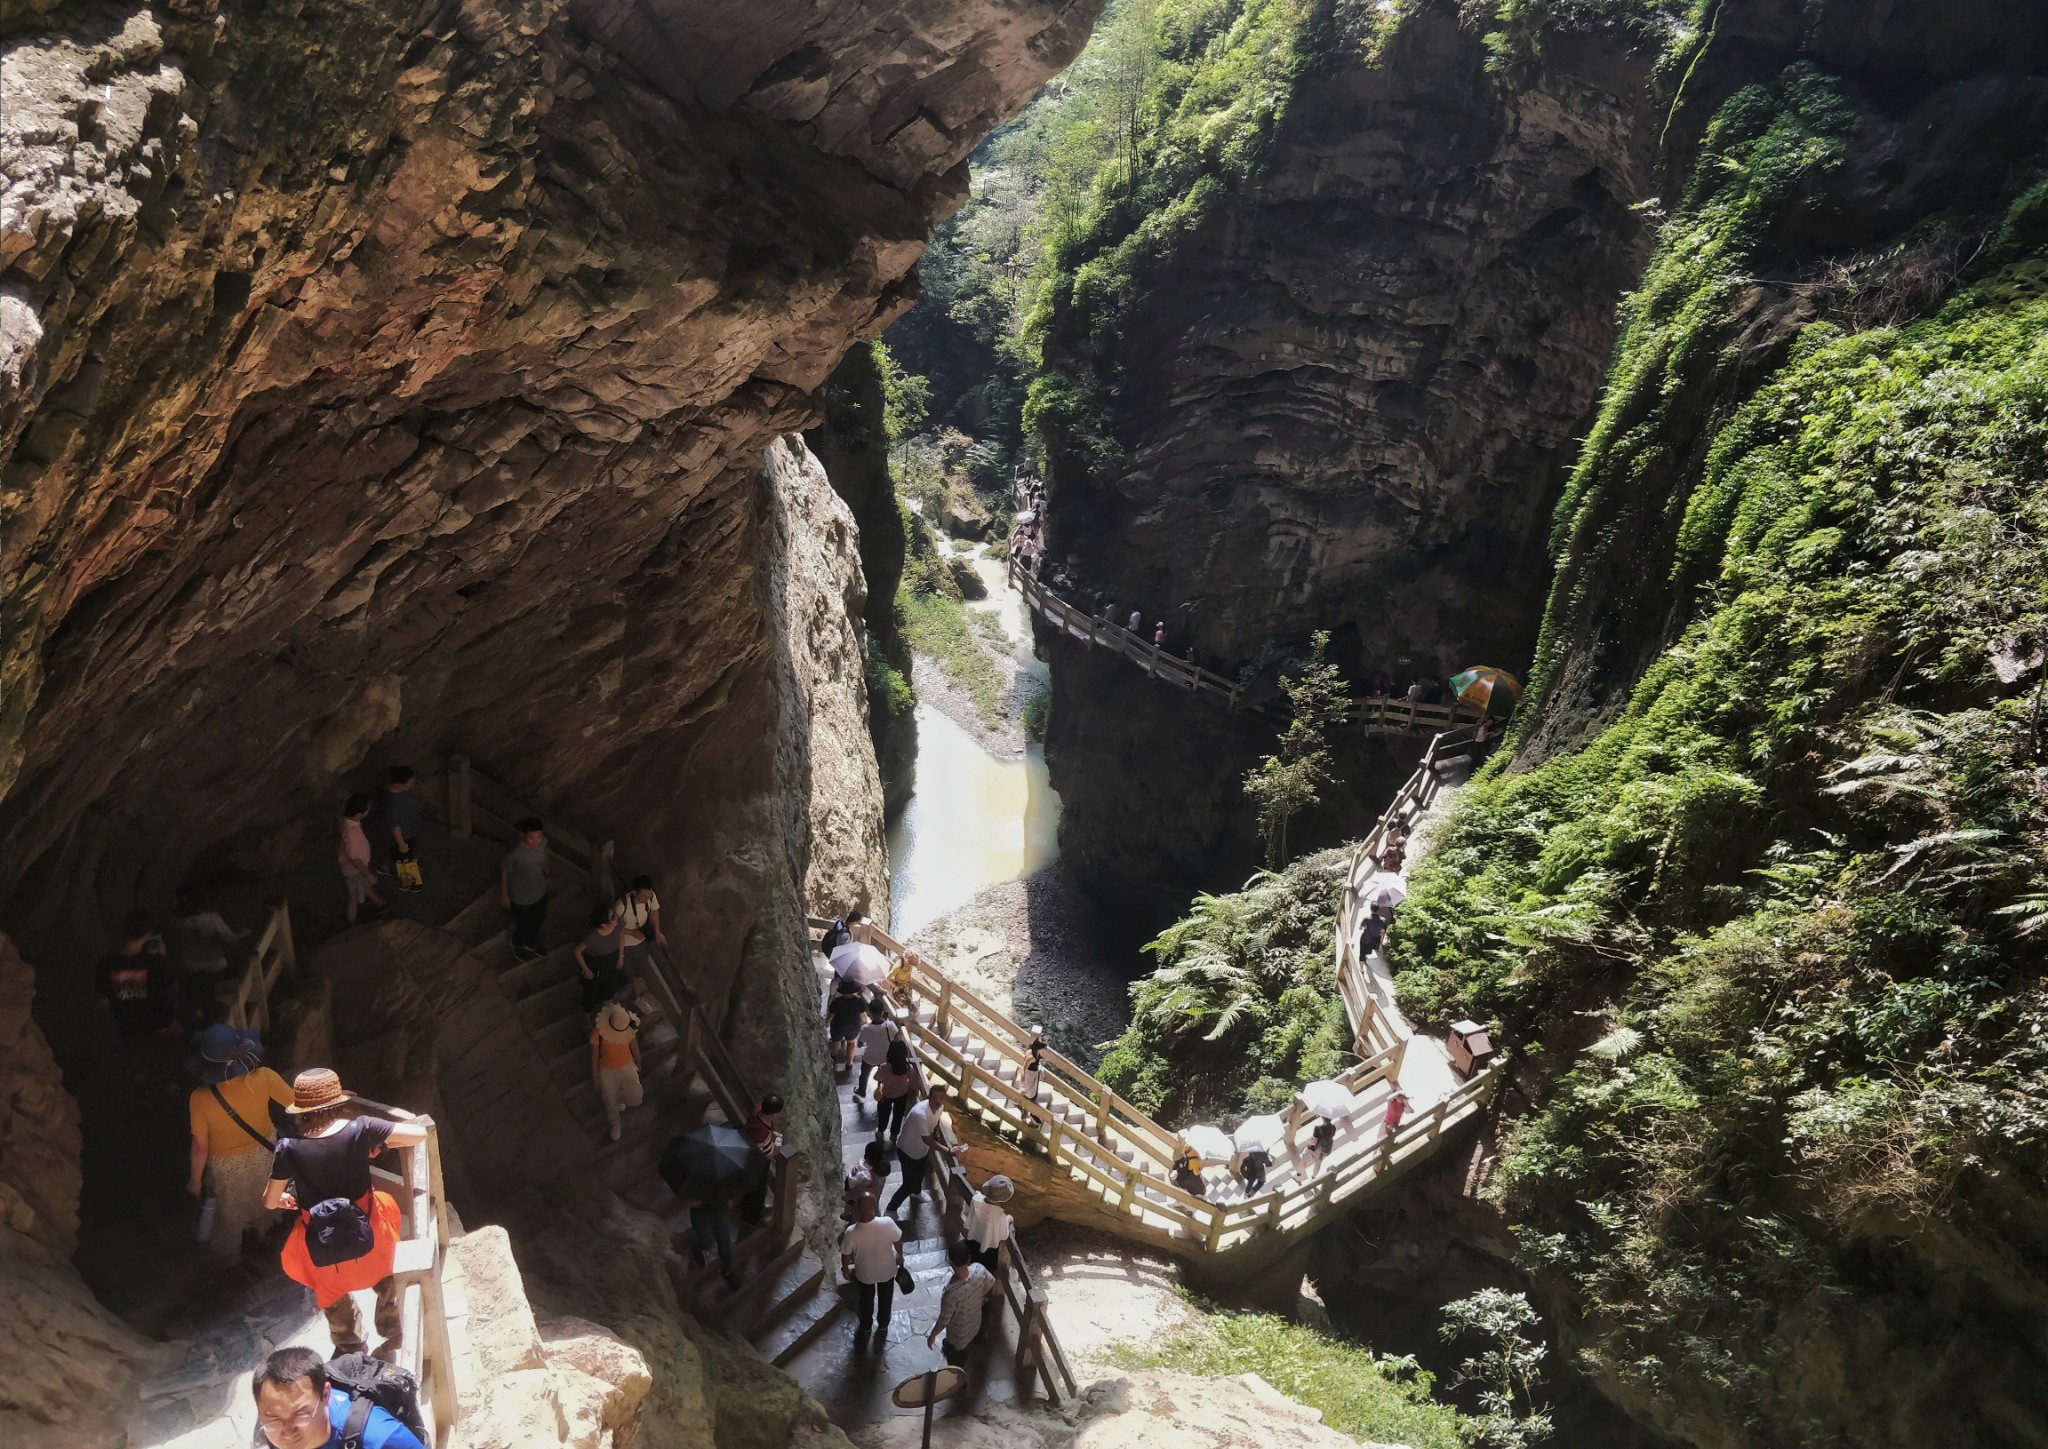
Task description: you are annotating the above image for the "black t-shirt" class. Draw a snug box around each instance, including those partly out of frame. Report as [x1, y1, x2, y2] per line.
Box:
[97, 951, 170, 1036]
[828, 991, 868, 1032]
[272, 1117, 395, 1204]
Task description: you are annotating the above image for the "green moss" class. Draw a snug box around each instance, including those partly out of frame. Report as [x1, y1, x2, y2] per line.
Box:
[1098, 849, 1353, 1123]
[1110, 1309, 1471, 1449]
[900, 591, 1011, 729]
[1394, 125, 2048, 1405]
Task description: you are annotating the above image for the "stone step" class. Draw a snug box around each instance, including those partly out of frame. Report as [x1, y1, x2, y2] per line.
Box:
[758, 1266, 844, 1368]
[516, 975, 582, 1034]
[726, 1238, 812, 1336]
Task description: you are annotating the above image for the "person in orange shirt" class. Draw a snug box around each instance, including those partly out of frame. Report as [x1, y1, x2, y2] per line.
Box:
[590, 1004, 643, 1142]
[185, 1025, 293, 1260]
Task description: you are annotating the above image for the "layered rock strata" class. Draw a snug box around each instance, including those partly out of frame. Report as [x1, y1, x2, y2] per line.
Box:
[1037, 4, 1657, 917]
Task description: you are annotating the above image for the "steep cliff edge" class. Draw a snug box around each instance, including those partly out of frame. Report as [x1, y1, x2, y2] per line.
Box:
[1, 0, 1091, 1438]
[1032, 1, 1659, 919]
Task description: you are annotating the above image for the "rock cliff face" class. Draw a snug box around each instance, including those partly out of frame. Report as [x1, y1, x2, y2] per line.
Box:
[1037, 4, 1658, 917]
[0, 0, 1092, 1438]
[0, 934, 163, 1447]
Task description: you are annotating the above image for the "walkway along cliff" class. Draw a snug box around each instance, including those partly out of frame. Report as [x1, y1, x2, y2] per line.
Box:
[815, 719, 1500, 1287]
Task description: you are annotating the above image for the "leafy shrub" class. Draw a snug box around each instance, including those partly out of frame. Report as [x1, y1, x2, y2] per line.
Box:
[1111, 1307, 1472, 1449]
[1390, 67, 2048, 1416]
[1099, 849, 1353, 1123]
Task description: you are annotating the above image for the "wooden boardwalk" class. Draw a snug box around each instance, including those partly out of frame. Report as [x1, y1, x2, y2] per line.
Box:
[822, 724, 1501, 1274]
[1007, 558, 1488, 734]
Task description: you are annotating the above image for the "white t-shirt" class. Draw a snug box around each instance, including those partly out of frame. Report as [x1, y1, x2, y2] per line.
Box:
[898, 1100, 944, 1160]
[856, 1019, 899, 1066]
[965, 1194, 1010, 1252]
[613, 891, 661, 944]
[840, 1216, 903, 1285]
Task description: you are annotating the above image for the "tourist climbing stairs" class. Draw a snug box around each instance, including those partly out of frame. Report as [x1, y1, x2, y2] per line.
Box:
[810, 722, 1503, 1270]
[437, 760, 820, 1355]
[778, 978, 1079, 1411]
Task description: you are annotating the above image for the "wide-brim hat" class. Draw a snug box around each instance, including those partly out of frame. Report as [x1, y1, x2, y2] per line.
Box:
[187, 1024, 263, 1084]
[978, 1174, 1014, 1204]
[286, 1066, 355, 1114]
[596, 1003, 640, 1043]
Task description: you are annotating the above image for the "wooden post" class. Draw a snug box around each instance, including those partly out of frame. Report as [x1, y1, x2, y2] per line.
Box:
[1118, 1167, 1137, 1213]
[447, 755, 472, 840]
[276, 901, 297, 980]
[1095, 1090, 1110, 1145]
[1205, 1205, 1224, 1254]
[936, 978, 954, 1040]
[1028, 1287, 1057, 1403]
[1147, 643, 1159, 678]
[1228, 682, 1239, 712]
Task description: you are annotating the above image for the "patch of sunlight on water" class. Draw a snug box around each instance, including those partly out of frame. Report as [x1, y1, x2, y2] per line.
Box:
[887, 702, 1060, 938]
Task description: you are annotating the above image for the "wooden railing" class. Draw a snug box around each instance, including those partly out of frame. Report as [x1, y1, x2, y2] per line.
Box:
[1007, 559, 1488, 734]
[819, 751, 1505, 1259]
[926, 1111, 1080, 1404]
[1332, 724, 1482, 1055]
[355, 1096, 459, 1447]
[223, 900, 298, 1034]
[451, 758, 796, 1228]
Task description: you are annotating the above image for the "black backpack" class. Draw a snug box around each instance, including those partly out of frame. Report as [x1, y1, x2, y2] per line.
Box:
[327, 1353, 427, 1447]
[820, 917, 849, 955]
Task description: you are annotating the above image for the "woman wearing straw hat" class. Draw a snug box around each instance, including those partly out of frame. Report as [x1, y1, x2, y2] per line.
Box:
[590, 1003, 644, 1142]
[185, 1024, 292, 1261]
[264, 1068, 426, 1356]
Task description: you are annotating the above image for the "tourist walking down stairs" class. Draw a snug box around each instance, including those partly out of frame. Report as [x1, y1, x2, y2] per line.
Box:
[613, 874, 665, 1003]
[382, 765, 424, 892]
[252, 1346, 424, 1449]
[266, 1068, 427, 1357]
[186, 1024, 293, 1261]
[839, 1191, 904, 1349]
[927, 1239, 999, 1369]
[500, 817, 551, 960]
[590, 1003, 643, 1142]
[338, 795, 384, 923]
[887, 1084, 966, 1220]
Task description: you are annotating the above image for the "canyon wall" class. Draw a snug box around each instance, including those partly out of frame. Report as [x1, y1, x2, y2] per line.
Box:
[1036, 4, 1659, 920]
[0, 0, 1093, 1435]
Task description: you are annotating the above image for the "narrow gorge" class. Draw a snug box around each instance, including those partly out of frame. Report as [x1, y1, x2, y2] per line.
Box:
[4, 0, 2045, 1447]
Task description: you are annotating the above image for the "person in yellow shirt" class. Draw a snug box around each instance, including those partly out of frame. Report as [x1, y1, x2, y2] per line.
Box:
[186, 1025, 293, 1260]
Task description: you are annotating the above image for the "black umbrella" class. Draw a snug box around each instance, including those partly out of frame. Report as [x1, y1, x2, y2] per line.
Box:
[659, 1123, 766, 1204]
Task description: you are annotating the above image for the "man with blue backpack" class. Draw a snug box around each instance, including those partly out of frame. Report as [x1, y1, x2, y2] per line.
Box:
[252, 1346, 425, 1449]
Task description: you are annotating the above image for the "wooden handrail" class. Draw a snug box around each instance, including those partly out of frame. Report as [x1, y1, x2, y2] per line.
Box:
[225, 899, 297, 1035]
[1007, 558, 1490, 734]
[352, 1096, 457, 1446]
[810, 711, 1505, 1258]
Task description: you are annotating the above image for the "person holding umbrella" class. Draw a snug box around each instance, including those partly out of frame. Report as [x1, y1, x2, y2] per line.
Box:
[1233, 1114, 1283, 1196]
[660, 1122, 769, 1289]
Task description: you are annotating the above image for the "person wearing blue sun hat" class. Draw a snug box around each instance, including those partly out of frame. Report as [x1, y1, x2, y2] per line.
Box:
[186, 1023, 293, 1260]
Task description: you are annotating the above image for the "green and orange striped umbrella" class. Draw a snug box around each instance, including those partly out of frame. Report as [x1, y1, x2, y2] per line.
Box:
[1449, 667, 1522, 718]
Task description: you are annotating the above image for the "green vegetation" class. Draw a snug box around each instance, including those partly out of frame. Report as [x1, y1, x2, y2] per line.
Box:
[900, 591, 1012, 729]
[1393, 68, 2048, 1414]
[1243, 629, 1349, 866]
[1111, 1307, 1472, 1449]
[1021, 683, 1052, 741]
[1098, 849, 1352, 1122]
[1439, 1290, 1552, 1449]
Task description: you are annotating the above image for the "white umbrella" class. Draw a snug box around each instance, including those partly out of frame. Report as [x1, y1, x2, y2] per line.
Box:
[830, 941, 890, 986]
[1365, 872, 1408, 908]
[1297, 1079, 1355, 1120]
[1181, 1125, 1235, 1162]
[1234, 1114, 1285, 1155]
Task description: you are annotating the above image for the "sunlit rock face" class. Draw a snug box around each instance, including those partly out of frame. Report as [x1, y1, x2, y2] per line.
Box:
[1037, 8, 1658, 922]
[0, 0, 1095, 1083]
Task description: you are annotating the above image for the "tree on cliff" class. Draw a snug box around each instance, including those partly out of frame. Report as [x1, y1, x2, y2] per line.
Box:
[1243, 631, 1346, 866]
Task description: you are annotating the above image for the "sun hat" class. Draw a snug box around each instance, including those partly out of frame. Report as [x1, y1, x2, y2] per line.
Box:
[978, 1174, 1014, 1204]
[596, 1003, 640, 1043]
[187, 1024, 263, 1084]
[286, 1066, 355, 1114]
